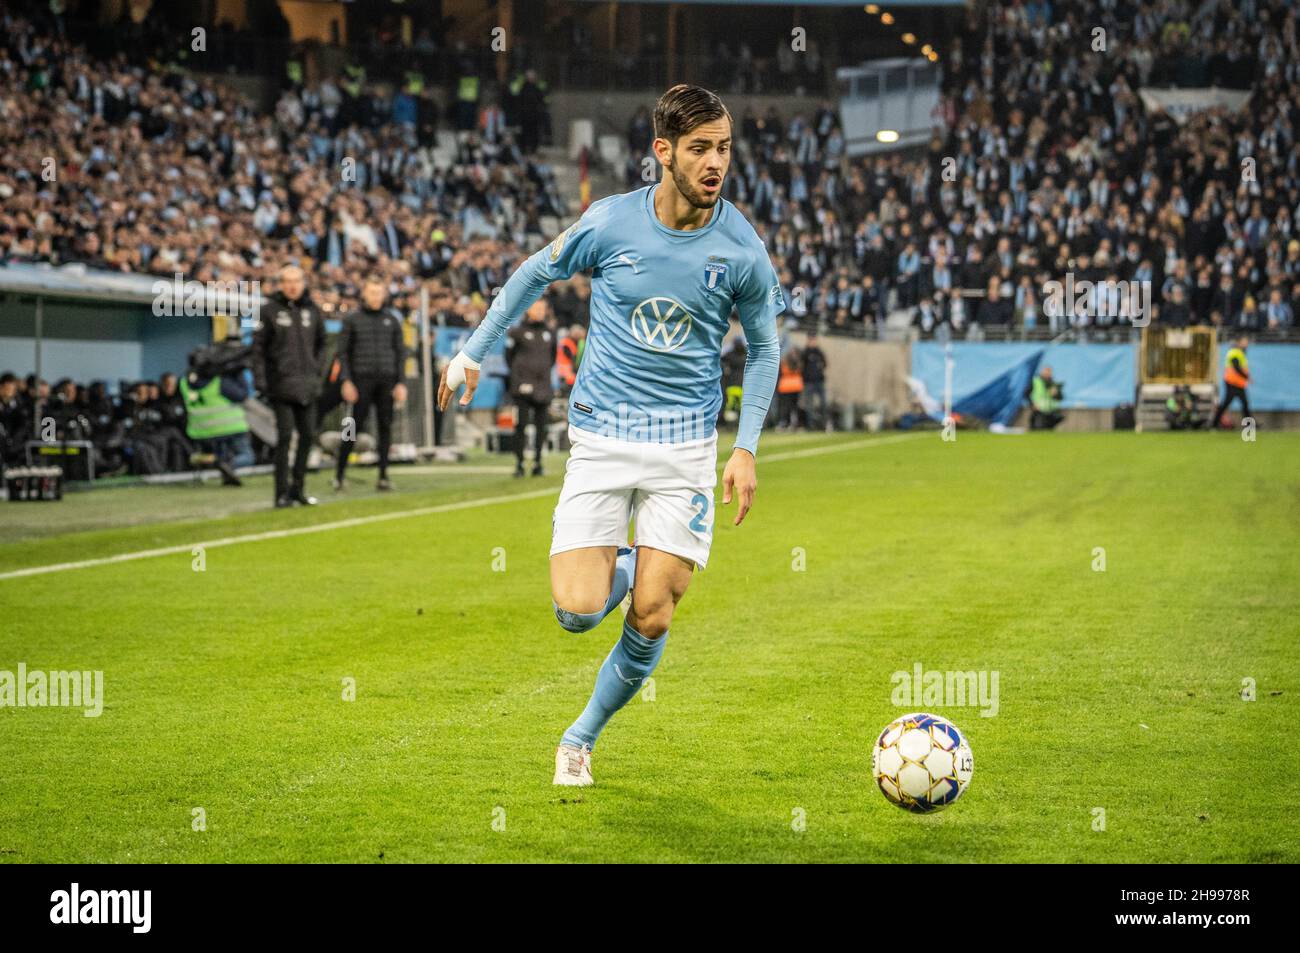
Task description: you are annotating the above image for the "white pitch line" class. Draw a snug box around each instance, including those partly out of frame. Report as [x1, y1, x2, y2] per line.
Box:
[0, 487, 555, 582]
[381, 465, 517, 475]
[0, 433, 923, 581]
[754, 431, 922, 464]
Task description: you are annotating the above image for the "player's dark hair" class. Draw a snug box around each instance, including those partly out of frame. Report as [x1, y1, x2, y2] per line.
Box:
[653, 84, 731, 145]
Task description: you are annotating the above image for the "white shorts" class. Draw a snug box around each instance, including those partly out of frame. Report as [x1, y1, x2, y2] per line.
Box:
[550, 425, 718, 569]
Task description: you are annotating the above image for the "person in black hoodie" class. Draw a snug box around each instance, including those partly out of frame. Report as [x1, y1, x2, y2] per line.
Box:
[505, 299, 555, 477]
[333, 276, 407, 490]
[253, 264, 327, 507]
[800, 334, 829, 431]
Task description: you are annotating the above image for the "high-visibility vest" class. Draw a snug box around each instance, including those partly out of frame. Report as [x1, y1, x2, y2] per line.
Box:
[458, 76, 479, 103]
[777, 364, 804, 394]
[1031, 374, 1058, 412]
[557, 337, 577, 385]
[1224, 347, 1249, 388]
[286, 59, 303, 85]
[179, 376, 248, 440]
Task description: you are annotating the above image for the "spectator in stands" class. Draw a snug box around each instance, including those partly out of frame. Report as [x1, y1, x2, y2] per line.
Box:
[1264, 288, 1294, 329]
[513, 69, 548, 154]
[1029, 366, 1064, 431]
[854, 274, 884, 330]
[976, 276, 1014, 327]
[914, 295, 942, 336]
[946, 288, 970, 334]
[1162, 284, 1193, 328]
[1235, 296, 1262, 332]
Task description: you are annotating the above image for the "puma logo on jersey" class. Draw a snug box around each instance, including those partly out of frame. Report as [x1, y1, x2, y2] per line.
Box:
[616, 254, 642, 274]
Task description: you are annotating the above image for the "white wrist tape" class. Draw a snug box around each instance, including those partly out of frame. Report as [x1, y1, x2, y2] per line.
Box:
[445, 351, 481, 393]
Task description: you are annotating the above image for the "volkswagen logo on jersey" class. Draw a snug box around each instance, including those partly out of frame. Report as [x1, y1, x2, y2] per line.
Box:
[630, 297, 693, 352]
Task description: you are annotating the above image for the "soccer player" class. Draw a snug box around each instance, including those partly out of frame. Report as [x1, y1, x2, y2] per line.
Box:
[438, 84, 784, 786]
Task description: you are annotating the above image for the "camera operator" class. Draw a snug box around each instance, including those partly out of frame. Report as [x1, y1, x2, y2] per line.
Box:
[253, 264, 326, 508]
[1029, 366, 1065, 430]
[181, 342, 254, 487]
[333, 275, 408, 491]
[1165, 385, 1205, 430]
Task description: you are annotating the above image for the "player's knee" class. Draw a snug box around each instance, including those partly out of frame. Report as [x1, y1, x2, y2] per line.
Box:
[553, 600, 604, 633]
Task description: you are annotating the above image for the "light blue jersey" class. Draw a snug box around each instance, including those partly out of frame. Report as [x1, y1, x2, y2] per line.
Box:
[463, 184, 783, 454]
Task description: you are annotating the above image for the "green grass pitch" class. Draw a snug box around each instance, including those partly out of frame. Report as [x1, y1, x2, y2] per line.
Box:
[1, 431, 1297, 863]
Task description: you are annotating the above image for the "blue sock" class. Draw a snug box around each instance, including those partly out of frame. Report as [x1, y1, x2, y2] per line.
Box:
[561, 619, 666, 750]
[553, 548, 636, 633]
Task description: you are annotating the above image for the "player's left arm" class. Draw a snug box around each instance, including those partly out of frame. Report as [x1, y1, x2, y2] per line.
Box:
[723, 250, 784, 526]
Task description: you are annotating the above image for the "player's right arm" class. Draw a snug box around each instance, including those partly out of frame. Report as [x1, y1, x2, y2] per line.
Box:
[438, 207, 607, 409]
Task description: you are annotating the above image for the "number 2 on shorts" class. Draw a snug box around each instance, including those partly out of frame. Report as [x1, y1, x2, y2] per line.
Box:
[689, 492, 710, 534]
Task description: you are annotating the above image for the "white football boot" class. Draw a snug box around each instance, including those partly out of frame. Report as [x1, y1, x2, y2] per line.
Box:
[553, 744, 594, 787]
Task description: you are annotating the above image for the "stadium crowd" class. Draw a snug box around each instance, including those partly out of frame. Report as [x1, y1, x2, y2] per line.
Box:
[4, 0, 1300, 347]
[674, 0, 1300, 338]
[0, 0, 571, 333]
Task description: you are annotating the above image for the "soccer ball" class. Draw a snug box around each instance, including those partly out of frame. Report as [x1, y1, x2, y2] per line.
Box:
[871, 712, 973, 813]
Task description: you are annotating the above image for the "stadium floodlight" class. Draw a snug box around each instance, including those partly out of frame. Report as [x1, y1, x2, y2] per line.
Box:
[838, 57, 941, 155]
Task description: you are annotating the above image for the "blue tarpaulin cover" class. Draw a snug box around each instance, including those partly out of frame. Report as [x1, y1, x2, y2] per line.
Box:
[911, 342, 1138, 423]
